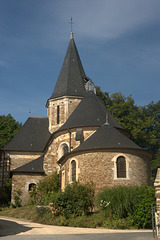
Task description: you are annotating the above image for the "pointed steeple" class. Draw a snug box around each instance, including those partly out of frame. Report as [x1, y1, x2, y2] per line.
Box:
[49, 33, 86, 99]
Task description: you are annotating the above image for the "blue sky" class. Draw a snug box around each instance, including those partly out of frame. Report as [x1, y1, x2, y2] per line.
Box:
[1, 0, 160, 124]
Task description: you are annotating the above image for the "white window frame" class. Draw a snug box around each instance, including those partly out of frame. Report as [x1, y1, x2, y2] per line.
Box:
[68, 158, 80, 183]
[58, 142, 69, 160]
[112, 154, 130, 180]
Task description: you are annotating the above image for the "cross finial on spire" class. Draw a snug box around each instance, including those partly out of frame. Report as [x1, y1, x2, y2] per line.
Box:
[69, 17, 74, 33]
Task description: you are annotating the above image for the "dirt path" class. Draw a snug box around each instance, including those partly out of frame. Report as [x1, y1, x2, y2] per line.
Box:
[0, 216, 152, 236]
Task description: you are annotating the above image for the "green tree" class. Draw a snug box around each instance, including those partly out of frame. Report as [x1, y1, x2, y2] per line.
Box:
[141, 101, 160, 173]
[96, 86, 160, 176]
[0, 114, 21, 149]
[107, 92, 158, 151]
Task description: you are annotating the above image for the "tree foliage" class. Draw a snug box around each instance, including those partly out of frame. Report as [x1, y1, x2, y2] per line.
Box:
[96, 86, 160, 175]
[0, 114, 22, 149]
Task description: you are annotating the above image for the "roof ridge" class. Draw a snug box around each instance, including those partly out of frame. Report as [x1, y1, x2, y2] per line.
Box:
[29, 116, 48, 119]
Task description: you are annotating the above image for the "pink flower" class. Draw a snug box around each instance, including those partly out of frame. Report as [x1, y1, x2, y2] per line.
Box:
[49, 203, 53, 206]
[51, 211, 54, 214]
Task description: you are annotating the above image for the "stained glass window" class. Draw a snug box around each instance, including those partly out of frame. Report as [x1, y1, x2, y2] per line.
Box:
[71, 160, 76, 181]
[117, 156, 126, 178]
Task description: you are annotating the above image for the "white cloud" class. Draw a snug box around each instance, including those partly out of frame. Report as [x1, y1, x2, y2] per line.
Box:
[1, 0, 160, 53]
[50, 0, 160, 40]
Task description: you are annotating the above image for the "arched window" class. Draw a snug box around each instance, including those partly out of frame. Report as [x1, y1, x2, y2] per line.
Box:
[58, 143, 69, 160]
[117, 156, 126, 178]
[71, 160, 76, 181]
[57, 105, 60, 124]
[28, 183, 36, 191]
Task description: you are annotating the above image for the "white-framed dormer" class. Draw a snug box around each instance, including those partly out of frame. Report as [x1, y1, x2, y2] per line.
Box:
[58, 142, 69, 160]
[68, 158, 80, 183]
[112, 153, 130, 180]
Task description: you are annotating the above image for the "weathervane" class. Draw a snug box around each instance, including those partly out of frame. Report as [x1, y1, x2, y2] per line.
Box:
[69, 17, 74, 32]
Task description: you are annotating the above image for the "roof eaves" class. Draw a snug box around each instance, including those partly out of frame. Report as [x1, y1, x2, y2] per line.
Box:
[11, 170, 45, 174]
[57, 147, 152, 166]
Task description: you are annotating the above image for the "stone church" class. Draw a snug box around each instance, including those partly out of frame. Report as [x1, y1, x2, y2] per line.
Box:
[3, 32, 152, 205]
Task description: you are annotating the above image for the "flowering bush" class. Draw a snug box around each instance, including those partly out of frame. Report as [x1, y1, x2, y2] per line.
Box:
[50, 181, 95, 217]
[49, 203, 65, 216]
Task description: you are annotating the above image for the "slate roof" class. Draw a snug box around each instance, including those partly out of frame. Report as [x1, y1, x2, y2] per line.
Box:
[57, 123, 142, 165]
[12, 155, 45, 173]
[73, 123, 141, 152]
[3, 117, 51, 152]
[59, 91, 124, 131]
[49, 33, 86, 99]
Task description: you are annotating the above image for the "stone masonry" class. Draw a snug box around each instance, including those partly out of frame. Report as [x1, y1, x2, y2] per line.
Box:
[154, 168, 160, 238]
[43, 128, 96, 175]
[12, 174, 45, 205]
[47, 96, 82, 133]
[61, 150, 151, 194]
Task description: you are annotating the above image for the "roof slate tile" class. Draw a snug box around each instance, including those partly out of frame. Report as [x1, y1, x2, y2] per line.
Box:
[3, 117, 51, 152]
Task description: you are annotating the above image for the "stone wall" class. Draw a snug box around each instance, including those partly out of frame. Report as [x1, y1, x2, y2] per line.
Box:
[9, 152, 41, 171]
[11, 173, 45, 205]
[61, 149, 151, 194]
[154, 168, 160, 238]
[43, 128, 96, 175]
[0, 151, 41, 188]
[47, 96, 82, 133]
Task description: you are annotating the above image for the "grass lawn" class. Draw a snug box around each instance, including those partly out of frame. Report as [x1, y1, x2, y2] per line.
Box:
[0, 205, 135, 229]
[0, 205, 37, 221]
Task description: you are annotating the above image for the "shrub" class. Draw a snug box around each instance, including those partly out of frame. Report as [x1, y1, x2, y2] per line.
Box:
[103, 216, 134, 229]
[97, 186, 139, 218]
[29, 171, 59, 205]
[132, 185, 156, 229]
[97, 185, 156, 229]
[0, 178, 12, 207]
[51, 181, 95, 216]
[12, 189, 22, 208]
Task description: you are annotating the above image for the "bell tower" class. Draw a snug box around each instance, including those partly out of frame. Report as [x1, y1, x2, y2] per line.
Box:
[46, 32, 87, 133]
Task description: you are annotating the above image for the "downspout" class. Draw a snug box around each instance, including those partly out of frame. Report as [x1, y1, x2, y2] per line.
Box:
[67, 128, 71, 152]
[58, 163, 62, 191]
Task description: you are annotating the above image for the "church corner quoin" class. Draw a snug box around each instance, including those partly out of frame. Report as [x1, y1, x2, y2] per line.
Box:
[1, 32, 152, 205]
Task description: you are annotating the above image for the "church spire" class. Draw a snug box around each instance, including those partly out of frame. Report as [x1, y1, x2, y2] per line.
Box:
[48, 31, 86, 100]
